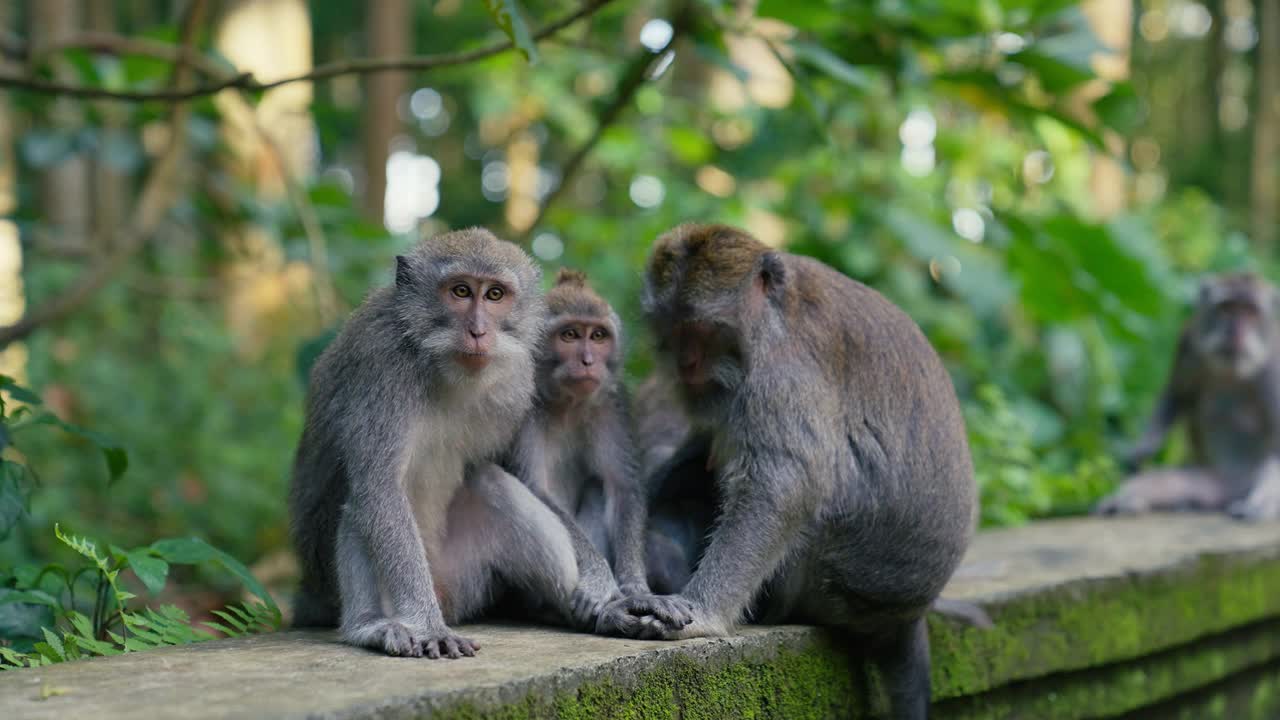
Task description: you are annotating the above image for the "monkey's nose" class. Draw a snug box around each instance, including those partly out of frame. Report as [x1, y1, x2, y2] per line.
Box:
[468, 327, 487, 338]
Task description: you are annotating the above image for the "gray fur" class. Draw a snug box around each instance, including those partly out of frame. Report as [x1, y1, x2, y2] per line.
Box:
[599, 224, 977, 720]
[289, 227, 583, 658]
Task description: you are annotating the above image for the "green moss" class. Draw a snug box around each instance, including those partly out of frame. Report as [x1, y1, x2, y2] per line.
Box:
[929, 551, 1280, 698]
[436, 638, 861, 720]
[429, 550, 1280, 719]
[936, 620, 1280, 719]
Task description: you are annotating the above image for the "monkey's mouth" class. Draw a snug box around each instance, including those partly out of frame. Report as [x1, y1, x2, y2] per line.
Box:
[564, 374, 602, 392]
[455, 351, 492, 371]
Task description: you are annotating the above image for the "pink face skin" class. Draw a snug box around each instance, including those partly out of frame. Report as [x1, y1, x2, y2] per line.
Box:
[440, 274, 515, 372]
[552, 317, 615, 397]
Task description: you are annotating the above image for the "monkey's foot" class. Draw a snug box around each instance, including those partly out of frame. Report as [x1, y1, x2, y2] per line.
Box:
[343, 619, 480, 659]
[1229, 495, 1280, 522]
[1093, 490, 1148, 516]
[595, 594, 698, 639]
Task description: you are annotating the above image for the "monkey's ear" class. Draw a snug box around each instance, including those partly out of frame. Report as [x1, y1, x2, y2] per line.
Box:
[758, 251, 786, 300]
[395, 255, 413, 288]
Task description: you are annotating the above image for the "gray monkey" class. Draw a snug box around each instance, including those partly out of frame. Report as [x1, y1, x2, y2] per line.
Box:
[289, 228, 600, 658]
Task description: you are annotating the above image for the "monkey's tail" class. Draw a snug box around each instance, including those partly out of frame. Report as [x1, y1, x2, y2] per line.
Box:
[930, 597, 993, 629]
[871, 616, 932, 720]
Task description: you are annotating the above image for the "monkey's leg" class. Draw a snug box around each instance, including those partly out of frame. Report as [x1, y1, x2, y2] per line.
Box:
[1094, 468, 1227, 515]
[292, 566, 339, 628]
[645, 526, 694, 595]
[1229, 458, 1280, 521]
[574, 484, 611, 561]
[440, 466, 586, 626]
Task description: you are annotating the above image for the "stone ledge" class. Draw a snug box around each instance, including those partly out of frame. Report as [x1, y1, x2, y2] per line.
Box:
[2, 514, 1280, 719]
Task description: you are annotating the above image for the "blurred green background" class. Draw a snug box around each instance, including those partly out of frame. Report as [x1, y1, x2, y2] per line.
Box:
[0, 0, 1272, 613]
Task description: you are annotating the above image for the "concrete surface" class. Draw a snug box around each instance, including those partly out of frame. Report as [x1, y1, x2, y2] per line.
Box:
[2, 513, 1280, 719]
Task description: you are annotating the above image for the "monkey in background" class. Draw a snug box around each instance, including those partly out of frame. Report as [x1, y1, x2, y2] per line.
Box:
[1098, 272, 1280, 520]
[289, 229, 611, 658]
[597, 224, 978, 719]
[631, 375, 713, 595]
[503, 269, 673, 625]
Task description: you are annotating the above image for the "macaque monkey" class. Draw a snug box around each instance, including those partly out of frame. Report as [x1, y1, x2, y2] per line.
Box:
[289, 228, 592, 658]
[1098, 272, 1280, 521]
[503, 269, 669, 624]
[597, 224, 978, 719]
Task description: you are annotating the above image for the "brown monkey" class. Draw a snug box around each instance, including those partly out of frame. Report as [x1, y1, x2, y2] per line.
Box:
[503, 269, 672, 624]
[596, 224, 977, 719]
[1098, 272, 1280, 520]
[289, 228, 605, 658]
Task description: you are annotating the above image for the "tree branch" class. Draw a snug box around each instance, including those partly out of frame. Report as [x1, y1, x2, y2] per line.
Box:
[0, 0, 616, 103]
[21, 30, 234, 79]
[517, 2, 694, 242]
[0, 0, 210, 350]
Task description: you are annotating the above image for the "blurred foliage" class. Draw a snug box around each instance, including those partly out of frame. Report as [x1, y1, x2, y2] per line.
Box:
[0, 377, 278, 664]
[2, 0, 1274, 607]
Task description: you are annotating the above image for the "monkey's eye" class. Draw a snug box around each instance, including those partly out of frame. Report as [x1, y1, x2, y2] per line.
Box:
[560, 328, 580, 341]
[589, 328, 609, 341]
[484, 286, 506, 302]
[451, 284, 472, 299]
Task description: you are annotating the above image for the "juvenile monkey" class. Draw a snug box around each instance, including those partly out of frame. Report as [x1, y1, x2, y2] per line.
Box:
[502, 269, 657, 623]
[1098, 272, 1280, 520]
[597, 224, 977, 719]
[289, 228, 606, 658]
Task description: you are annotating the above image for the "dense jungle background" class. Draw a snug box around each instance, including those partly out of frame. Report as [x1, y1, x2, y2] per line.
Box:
[0, 0, 1275, 654]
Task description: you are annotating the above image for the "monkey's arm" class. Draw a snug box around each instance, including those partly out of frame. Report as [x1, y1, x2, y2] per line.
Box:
[594, 404, 649, 595]
[603, 439, 818, 640]
[1126, 336, 1196, 470]
[340, 408, 449, 633]
[506, 420, 620, 628]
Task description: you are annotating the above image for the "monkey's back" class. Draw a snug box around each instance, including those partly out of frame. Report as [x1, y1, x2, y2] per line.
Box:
[785, 255, 976, 605]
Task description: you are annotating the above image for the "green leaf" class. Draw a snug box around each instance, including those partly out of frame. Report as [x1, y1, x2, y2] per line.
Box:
[790, 41, 875, 93]
[41, 627, 66, 660]
[483, 0, 539, 64]
[125, 550, 170, 595]
[150, 537, 278, 613]
[0, 377, 41, 405]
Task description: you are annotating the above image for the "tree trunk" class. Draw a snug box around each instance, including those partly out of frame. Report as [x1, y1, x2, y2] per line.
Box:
[30, 0, 90, 253]
[362, 0, 412, 223]
[88, 1, 129, 248]
[214, 0, 321, 355]
[1080, 0, 1133, 219]
[1252, 0, 1280, 252]
[0, 1, 23, 381]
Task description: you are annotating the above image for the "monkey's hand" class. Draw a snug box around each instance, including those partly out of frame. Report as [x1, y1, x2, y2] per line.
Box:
[570, 576, 621, 631]
[346, 618, 480, 659]
[594, 593, 700, 639]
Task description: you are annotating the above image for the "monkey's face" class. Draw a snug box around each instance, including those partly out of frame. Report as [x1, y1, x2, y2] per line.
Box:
[1195, 296, 1273, 379]
[435, 273, 518, 373]
[546, 317, 616, 400]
